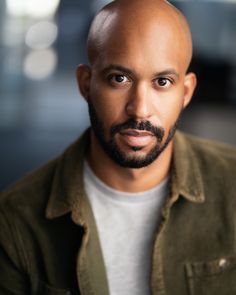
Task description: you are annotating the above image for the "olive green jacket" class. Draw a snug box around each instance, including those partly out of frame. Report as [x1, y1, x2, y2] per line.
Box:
[1, 130, 236, 295]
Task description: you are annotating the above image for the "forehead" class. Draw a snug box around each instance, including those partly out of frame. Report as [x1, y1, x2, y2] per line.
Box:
[93, 17, 187, 74]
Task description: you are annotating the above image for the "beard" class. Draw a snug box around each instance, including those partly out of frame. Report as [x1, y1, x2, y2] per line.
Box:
[88, 100, 180, 169]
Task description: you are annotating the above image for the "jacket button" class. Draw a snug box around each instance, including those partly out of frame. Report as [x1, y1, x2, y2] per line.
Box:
[219, 258, 228, 269]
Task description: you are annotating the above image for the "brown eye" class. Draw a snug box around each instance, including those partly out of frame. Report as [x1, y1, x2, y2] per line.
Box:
[115, 75, 126, 82]
[157, 78, 170, 87]
[108, 74, 129, 83]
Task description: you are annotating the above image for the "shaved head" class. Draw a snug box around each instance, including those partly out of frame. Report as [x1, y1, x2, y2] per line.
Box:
[77, 0, 197, 171]
[87, 0, 193, 71]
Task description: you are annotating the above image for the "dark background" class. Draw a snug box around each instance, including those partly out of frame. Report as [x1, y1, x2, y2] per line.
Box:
[0, 0, 236, 190]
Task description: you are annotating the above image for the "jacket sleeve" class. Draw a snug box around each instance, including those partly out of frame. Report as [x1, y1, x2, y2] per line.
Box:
[0, 208, 30, 295]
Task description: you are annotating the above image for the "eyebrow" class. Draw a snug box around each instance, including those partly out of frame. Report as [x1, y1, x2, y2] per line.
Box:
[101, 64, 179, 79]
[156, 69, 180, 79]
[101, 64, 133, 76]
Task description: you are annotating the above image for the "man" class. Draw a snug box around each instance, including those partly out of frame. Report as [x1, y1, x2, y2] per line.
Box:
[1, 0, 236, 294]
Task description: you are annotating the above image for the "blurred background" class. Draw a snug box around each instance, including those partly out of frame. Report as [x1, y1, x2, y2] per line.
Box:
[0, 0, 236, 190]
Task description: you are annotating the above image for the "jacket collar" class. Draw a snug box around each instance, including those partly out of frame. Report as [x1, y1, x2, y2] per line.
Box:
[45, 129, 205, 220]
[45, 130, 90, 221]
[172, 131, 205, 203]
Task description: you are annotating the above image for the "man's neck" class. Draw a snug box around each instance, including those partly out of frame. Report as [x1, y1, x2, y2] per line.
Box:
[87, 133, 173, 193]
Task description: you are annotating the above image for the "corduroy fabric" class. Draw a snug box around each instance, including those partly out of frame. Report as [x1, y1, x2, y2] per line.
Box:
[1, 130, 236, 295]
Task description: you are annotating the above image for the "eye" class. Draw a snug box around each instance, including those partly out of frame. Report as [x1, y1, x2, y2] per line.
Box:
[155, 77, 172, 87]
[108, 74, 129, 84]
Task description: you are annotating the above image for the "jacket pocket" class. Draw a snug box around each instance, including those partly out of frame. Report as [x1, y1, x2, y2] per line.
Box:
[36, 280, 78, 295]
[185, 256, 236, 295]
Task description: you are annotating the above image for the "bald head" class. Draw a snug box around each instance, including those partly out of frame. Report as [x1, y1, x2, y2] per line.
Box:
[87, 0, 193, 71]
[77, 0, 197, 171]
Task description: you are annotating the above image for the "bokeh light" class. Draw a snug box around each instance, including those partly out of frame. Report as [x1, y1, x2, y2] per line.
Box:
[25, 21, 58, 50]
[23, 49, 58, 80]
[6, 0, 60, 18]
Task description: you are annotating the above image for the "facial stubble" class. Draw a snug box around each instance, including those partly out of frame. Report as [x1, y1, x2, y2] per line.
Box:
[88, 100, 180, 169]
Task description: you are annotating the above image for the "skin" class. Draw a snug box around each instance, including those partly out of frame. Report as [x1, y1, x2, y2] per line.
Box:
[76, 0, 197, 192]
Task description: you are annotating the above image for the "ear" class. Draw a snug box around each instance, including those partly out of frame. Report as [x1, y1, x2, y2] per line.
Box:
[76, 64, 91, 101]
[183, 72, 197, 108]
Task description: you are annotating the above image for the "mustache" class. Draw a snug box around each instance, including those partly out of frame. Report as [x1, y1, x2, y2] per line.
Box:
[110, 119, 165, 142]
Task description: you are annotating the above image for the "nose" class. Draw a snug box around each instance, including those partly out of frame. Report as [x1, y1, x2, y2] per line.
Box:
[125, 83, 152, 119]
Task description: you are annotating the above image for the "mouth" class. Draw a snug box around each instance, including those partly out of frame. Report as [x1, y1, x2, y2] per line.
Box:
[119, 129, 154, 147]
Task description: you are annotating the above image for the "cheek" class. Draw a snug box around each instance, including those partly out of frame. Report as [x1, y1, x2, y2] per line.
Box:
[89, 78, 129, 124]
[152, 88, 185, 127]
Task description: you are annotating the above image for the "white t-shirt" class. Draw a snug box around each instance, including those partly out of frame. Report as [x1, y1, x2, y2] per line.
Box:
[83, 162, 169, 295]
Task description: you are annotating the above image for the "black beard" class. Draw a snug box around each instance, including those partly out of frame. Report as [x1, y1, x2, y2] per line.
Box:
[88, 101, 180, 169]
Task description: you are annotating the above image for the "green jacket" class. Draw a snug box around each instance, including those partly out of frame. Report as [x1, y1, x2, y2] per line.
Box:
[1, 130, 236, 295]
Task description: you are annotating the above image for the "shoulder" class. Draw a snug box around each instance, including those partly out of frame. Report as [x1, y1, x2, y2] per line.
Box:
[0, 130, 89, 213]
[0, 158, 58, 218]
[174, 131, 236, 208]
[0, 129, 89, 222]
[176, 131, 236, 187]
[182, 132, 236, 164]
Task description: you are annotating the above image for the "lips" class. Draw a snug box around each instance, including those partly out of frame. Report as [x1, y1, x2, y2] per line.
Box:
[119, 129, 154, 147]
